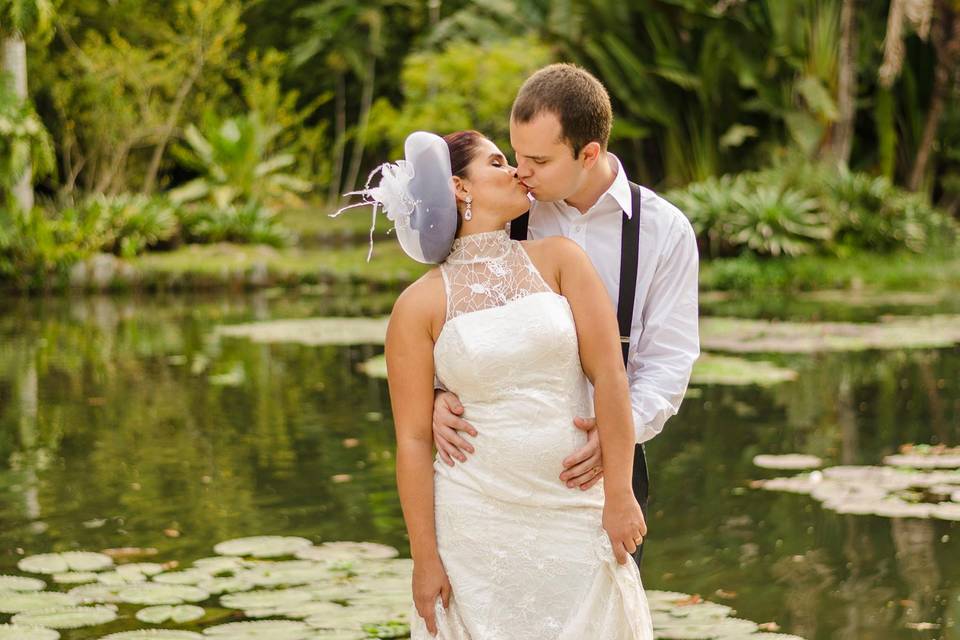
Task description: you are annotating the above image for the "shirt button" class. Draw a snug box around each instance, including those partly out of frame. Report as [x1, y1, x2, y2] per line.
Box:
[574, 225, 583, 232]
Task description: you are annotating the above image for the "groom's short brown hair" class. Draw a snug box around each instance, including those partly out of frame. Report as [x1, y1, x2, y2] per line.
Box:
[511, 63, 612, 158]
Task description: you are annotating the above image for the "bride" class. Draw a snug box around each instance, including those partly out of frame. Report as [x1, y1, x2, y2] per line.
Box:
[340, 130, 652, 639]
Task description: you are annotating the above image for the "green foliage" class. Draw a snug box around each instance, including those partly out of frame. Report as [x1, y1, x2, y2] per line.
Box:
[0, 206, 91, 289]
[367, 37, 554, 156]
[169, 111, 312, 210]
[0, 76, 54, 208]
[669, 162, 958, 259]
[59, 193, 181, 258]
[0, 0, 53, 34]
[38, 0, 246, 194]
[177, 201, 293, 248]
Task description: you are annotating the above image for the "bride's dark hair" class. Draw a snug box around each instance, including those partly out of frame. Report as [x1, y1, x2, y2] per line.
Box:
[443, 130, 486, 178]
[443, 130, 487, 233]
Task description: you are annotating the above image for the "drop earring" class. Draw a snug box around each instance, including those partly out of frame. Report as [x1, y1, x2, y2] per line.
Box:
[464, 195, 473, 221]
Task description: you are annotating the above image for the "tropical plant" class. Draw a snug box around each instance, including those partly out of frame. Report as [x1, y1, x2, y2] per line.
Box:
[726, 184, 831, 257]
[671, 162, 957, 258]
[169, 111, 312, 210]
[176, 201, 293, 247]
[61, 193, 181, 258]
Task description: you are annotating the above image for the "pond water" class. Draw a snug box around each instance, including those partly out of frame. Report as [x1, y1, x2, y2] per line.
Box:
[0, 290, 958, 639]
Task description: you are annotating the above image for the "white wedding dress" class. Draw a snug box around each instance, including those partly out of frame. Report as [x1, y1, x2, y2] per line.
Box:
[409, 230, 653, 639]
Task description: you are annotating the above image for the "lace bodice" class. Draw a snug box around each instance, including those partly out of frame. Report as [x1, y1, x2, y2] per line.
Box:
[440, 230, 554, 320]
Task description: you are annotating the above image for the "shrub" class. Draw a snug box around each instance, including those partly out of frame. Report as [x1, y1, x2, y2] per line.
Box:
[668, 163, 958, 258]
[176, 201, 293, 248]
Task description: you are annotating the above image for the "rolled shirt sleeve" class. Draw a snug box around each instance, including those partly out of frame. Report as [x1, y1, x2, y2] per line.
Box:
[628, 217, 700, 444]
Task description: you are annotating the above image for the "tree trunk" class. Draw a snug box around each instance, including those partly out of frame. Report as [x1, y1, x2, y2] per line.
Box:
[828, 0, 858, 165]
[344, 20, 380, 192]
[908, 1, 960, 191]
[2, 34, 34, 212]
[142, 56, 204, 194]
[327, 70, 346, 202]
[343, 56, 376, 192]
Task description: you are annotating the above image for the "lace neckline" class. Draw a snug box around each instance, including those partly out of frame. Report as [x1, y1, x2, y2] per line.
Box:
[446, 230, 513, 264]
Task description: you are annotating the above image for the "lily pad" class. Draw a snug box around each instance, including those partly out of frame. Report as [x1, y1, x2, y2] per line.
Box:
[756, 460, 960, 521]
[295, 542, 400, 563]
[701, 315, 960, 353]
[220, 314, 960, 354]
[153, 570, 209, 585]
[136, 605, 206, 624]
[117, 583, 209, 605]
[883, 448, 960, 469]
[753, 454, 823, 470]
[191, 557, 248, 573]
[0, 624, 60, 639]
[119, 563, 166, 577]
[0, 591, 78, 614]
[11, 605, 117, 629]
[17, 552, 113, 575]
[358, 355, 387, 378]
[66, 583, 125, 604]
[932, 502, 960, 521]
[97, 569, 148, 586]
[215, 318, 390, 347]
[201, 619, 313, 638]
[196, 576, 255, 595]
[100, 632, 204, 639]
[0, 576, 45, 592]
[52, 572, 98, 585]
[214, 536, 313, 559]
[691, 354, 798, 386]
[220, 587, 313, 610]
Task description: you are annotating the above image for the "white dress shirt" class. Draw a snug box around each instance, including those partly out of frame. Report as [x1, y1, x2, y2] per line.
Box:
[521, 154, 700, 444]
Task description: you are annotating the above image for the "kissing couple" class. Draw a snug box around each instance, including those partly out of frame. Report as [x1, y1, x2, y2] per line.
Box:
[337, 63, 699, 639]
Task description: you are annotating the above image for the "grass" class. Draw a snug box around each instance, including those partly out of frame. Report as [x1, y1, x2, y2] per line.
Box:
[126, 242, 431, 291]
[699, 251, 960, 293]
[277, 202, 395, 246]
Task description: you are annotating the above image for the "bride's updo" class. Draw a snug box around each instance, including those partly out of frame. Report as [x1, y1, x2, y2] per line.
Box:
[443, 130, 485, 179]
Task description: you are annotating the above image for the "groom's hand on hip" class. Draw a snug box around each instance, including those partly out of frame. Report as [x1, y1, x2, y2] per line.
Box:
[432, 389, 477, 466]
[561, 417, 603, 490]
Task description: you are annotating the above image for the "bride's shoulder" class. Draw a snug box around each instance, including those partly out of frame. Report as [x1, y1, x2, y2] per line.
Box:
[522, 235, 586, 263]
[390, 268, 444, 325]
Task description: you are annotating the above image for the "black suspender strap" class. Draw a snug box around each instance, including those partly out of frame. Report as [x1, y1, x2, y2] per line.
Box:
[618, 182, 642, 365]
[509, 211, 529, 241]
[509, 183, 642, 362]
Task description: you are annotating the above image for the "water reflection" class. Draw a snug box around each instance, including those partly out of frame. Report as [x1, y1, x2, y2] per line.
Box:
[0, 292, 957, 639]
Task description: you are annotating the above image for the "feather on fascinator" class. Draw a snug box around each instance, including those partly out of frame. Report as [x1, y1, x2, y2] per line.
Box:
[330, 131, 458, 264]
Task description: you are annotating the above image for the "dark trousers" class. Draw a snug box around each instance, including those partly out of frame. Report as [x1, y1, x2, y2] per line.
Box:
[631, 443, 650, 568]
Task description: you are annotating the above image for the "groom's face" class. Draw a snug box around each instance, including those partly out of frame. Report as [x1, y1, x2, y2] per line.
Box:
[510, 112, 586, 203]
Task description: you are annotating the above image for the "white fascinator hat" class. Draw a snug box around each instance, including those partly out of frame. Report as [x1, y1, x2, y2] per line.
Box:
[331, 131, 458, 264]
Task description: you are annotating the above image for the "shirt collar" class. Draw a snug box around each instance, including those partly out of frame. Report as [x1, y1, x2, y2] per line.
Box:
[605, 153, 634, 218]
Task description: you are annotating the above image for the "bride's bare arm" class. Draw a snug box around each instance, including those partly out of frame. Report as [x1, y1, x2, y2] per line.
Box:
[549, 237, 647, 563]
[385, 280, 451, 629]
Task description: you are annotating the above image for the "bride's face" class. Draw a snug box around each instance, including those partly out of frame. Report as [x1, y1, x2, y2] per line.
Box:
[456, 138, 531, 220]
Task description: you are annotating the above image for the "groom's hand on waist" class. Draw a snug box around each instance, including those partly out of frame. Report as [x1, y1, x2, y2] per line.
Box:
[561, 417, 603, 490]
[432, 390, 477, 466]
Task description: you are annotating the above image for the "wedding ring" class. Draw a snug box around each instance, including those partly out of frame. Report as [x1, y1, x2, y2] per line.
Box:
[592, 466, 601, 476]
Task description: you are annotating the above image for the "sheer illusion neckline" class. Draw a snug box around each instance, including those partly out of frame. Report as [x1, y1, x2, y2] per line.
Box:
[445, 229, 513, 264]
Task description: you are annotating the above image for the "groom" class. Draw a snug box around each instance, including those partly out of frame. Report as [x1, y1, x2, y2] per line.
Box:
[432, 64, 700, 565]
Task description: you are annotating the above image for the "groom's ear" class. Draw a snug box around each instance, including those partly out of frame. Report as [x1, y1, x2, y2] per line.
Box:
[579, 141, 603, 169]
